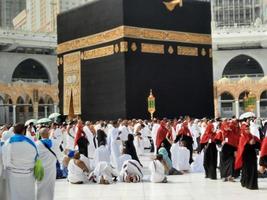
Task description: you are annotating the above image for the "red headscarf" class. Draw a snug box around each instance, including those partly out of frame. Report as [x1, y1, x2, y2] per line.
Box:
[215, 129, 223, 141]
[74, 123, 85, 147]
[235, 123, 254, 170]
[200, 122, 215, 144]
[260, 137, 267, 158]
[156, 121, 168, 149]
[221, 121, 240, 148]
[178, 121, 192, 137]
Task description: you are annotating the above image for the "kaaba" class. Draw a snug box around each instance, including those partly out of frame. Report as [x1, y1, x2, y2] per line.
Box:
[57, 0, 214, 120]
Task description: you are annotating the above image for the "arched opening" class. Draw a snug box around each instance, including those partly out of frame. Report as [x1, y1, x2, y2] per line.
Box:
[46, 96, 54, 117]
[38, 98, 45, 118]
[16, 95, 33, 123]
[12, 59, 50, 83]
[0, 94, 12, 124]
[16, 96, 25, 123]
[260, 91, 267, 118]
[38, 96, 55, 118]
[0, 93, 13, 125]
[219, 92, 235, 118]
[223, 55, 264, 79]
[239, 91, 250, 115]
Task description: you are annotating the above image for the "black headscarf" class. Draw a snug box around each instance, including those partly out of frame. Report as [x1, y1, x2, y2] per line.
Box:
[125, 134, 142, 165]
[96, 129, 107, 147]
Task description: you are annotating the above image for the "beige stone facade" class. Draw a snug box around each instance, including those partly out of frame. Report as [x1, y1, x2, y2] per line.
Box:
[0, 81, 58, 124]
[214, 76, 267, 118]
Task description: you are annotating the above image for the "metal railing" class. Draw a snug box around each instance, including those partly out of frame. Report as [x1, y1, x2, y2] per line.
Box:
[12, 78, 50, 84]
[224, 74, 264, 79]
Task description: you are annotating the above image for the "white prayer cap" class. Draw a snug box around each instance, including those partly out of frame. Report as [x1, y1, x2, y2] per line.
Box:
[1, 131, 14, 142]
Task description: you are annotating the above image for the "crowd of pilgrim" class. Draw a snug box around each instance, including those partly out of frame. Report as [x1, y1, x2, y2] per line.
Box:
[0, 116, 267, 200]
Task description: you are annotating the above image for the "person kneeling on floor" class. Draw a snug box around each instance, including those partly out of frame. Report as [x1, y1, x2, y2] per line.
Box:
[119, 159, 143, 183]
[89, 161, 118, 184]
[149, 154, 167, 183]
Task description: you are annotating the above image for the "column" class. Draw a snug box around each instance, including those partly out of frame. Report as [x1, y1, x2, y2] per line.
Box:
[217, 97, 221, 117]
[235, 100, 239, 118]
[214, 97, 219, 118]
[33, 102, 39, 119]
[54, 104, 58, 113]
[12, 105, 16, 124]
[5, 106, 9, 124]
[24, 106, 29, 121]
[256, 100, 260, 118]
[44, 106, 48, 118]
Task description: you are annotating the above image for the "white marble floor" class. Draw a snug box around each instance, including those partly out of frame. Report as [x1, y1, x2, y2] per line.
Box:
[55, 154, 267, 200]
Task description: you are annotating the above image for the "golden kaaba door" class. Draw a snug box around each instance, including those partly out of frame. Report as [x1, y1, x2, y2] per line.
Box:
[63, 51, 81, 116]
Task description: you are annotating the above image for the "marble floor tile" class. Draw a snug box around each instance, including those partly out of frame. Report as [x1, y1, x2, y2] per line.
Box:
[55, 153, 267, 200]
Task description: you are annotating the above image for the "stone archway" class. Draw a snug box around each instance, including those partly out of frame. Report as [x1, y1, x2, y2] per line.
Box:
[38, 98, 46, 119]
[37, 94, 56, 118]
[238, 91, 250, 116]
[15, 95, 33, 123]
[0, 94, 12, 124]
[222, 55, 264, 79]
[46, 96, 55, 117]
[12, 59, 51, 83]
[219, 92, 235, 118]
[260, 91, 267, 118]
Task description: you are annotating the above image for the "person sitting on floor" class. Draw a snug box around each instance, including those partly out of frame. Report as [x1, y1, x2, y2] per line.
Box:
[67, 152, 90, 184]
[158, 144, 183, 175]
[149, 154, 167, 183]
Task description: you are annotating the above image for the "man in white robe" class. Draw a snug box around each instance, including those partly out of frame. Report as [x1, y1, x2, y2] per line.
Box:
[250, 120, 260, 139]
[94, 122, 102, 132]
[133, 120, 141, 134]
[50, 123, 64, 162]
[93, 144, 110, 168]
[149, 156, 167, 183]
[107, 121, 121, 167]
[133, 124, 145, 156]
[89, 161, 118, 184]
[60, 123, 68, 150]
[0, 140, 7, 200]
[119, 159, 143, 183]
[170, 141, 190, 171]
[83, 121, 96, 159]
[2, 124, 37, 200]
[66, 122, 76, 151]
[67, 152, 90, 184]
[151, 120, 160, 154]
[36, 128, 57, 200]
[141, 124, 152, 149]
[189, 119, 201, 150]
[26, 123, 36, 142]
[119, 120, 130, 142]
